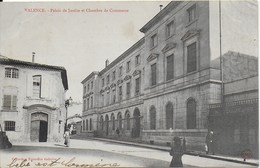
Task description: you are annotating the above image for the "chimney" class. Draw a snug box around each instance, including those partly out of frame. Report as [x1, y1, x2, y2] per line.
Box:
[105, 59, 109, 67]
[159, 5, 163, 11]
[32, 52, 35, 63]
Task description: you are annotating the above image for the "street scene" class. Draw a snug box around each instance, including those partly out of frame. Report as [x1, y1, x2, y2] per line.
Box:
[0, 1, 259, 168]
[1, 139, 258, 168]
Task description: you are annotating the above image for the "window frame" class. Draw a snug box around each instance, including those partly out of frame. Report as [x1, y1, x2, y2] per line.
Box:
[150, 33, 158, 49]
[5, 68, 19, 79]
[5, 121, 15, 131]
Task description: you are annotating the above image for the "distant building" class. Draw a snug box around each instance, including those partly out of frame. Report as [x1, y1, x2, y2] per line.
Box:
[81, 1, 258, 154]
[0, 56, 68, 142]
[67, 113, 82, 134]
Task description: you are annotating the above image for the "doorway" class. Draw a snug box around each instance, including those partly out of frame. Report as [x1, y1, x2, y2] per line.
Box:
[30, 113, 48, 142]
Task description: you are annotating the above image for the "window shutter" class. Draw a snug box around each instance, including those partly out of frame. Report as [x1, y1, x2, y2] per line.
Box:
[3, 95, 11, 110]
[26, 75, 33, 97]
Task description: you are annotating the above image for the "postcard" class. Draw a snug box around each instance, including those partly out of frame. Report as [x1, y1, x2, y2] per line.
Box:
[0, 1, 258, 168]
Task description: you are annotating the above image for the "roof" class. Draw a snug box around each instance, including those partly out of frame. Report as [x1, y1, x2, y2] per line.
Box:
[81, 71, 99, 84]
[0, 56, 68, 90]
[98, 37, 145, 76]
[140, 1, 182, 33]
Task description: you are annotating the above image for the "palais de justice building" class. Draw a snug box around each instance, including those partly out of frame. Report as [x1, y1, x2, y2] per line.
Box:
[81, 1, 258, 153]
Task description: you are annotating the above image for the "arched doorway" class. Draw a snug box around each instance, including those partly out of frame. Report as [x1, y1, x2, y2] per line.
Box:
[132, 108, 141, 138]
[30, 112, 48, 142]
[105, 115, 109, 136]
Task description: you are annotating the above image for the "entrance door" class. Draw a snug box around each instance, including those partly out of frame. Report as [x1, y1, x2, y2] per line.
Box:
[30, 113, 48, 142]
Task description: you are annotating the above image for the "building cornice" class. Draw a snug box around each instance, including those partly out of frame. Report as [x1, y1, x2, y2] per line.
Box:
[140, 1, 182, 33]
[81, 71, 99, 84]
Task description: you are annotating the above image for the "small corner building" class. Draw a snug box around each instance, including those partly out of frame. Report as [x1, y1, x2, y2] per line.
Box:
[0, 56, 68, 143]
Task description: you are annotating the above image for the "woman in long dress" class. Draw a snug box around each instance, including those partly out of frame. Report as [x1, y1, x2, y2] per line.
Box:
[64, 129, 70, 147]
[170, 136, 184, 167]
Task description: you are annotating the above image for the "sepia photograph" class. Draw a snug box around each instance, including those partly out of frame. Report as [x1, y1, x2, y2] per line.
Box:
[0, 0, 258, 167]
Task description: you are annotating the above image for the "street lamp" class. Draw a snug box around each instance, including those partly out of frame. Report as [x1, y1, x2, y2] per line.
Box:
[65, 96, 73, 132]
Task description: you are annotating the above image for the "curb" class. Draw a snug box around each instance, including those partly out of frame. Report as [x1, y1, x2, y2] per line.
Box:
[90, 137, 259, 167]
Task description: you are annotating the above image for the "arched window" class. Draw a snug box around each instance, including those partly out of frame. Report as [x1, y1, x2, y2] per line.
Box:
[83, 120, 85, 131]
[125, 111, 130, 130]
[111, 113, 115, 130]
[117, 112, 122, 129]
[86, 119, 88, 131]
[100, 116, 104, 131]
[89, 118, 92, 130]
[150, 106, 156, 130]
[187, 98, 196, 129]
[166, 102, 173, 129]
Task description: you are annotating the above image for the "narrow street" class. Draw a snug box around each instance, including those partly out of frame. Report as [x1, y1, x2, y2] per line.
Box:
[0, 139, 256, 168]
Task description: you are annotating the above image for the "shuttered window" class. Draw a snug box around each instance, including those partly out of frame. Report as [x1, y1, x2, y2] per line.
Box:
[187, 42, 197, 73]
[33, 75, 41, 98]
[166, 55, 174, 80]
[3, 95, 17, 111]
[151, 63, 157, 86]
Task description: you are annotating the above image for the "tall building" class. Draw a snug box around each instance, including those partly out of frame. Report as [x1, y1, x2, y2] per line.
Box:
[0, 56, 68, 142]
[81, 1, 258, 152]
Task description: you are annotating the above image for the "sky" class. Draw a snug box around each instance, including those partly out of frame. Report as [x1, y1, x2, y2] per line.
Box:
[0, 1, 171, 102]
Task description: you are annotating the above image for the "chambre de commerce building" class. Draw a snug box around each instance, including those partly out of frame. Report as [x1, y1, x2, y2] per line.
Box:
[0, 56, 69, 143]
[81, 1, 258, 152]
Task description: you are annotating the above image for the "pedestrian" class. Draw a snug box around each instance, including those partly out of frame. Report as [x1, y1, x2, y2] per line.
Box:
[64, 129, 70, 147]
[169, 136, 184, 167]
[116, 128, 120, 137]
[205, 130, 215, 155]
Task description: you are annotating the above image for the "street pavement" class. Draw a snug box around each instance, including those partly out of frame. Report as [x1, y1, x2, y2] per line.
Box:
[0, 139, 258, 168]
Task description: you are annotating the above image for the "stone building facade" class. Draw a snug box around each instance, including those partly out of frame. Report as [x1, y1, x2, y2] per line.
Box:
[81, 1, 257, 151]
[0, 56, 68, 142]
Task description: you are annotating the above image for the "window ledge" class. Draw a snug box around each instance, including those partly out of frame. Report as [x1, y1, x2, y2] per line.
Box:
[150, 45, 158, 51]
[1, 110, 18, 112]
[165, 33, 175, 41]
[185, 19, 198, 28]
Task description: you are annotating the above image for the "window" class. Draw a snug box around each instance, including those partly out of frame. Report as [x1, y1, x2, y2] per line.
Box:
[89, 118, 92, 130]
[112, 89, 116, 103]
[118, 86, 122, 101]
[119, 66, 123, 77]
[5, 68, 19, 79]
[150, 106, 156, 130]
[101, 94, 105, 106]
[166, 55, 174, 80]
[117, 113, 122, 129]
[87, 84, 90, 91]
[187, 5, 197, 23]
[151, 63, 157, 86]
[107, 75, 110, 85]
[135, 77, 140, 95]
[100, 116, 104, 131]
[112, 71, 116, 81]
[83, 120, 85, 131]
[126, 61, 131, 72]
[91, 81, 93, 89]
[33, 75, 41, 98]
[187, 98, 196, 129]
[106, 92, 110, 105]
[87, 98, 89, 110]
[126, 82, 131, 99]
[3, 95, 17, 111]
[187, 42, 197, 73]
[135, 55, 140, 66]
[90, 96, 93, 108]
[150, 34, 158, 48]
[166, 103, 173, 129]
[5, 121, 15, 131]
[126, 112, 130, 130]
[86, 119, 88, 131]
[102, 78, 105, 87]
[84, 86, 86, 94]
[111, 114, 115, 130]
[166, 21, 175, 37]
[83, 99, 86, 111]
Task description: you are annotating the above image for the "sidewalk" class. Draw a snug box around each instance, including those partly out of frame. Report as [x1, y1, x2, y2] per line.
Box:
[91, 137, 259, 167]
